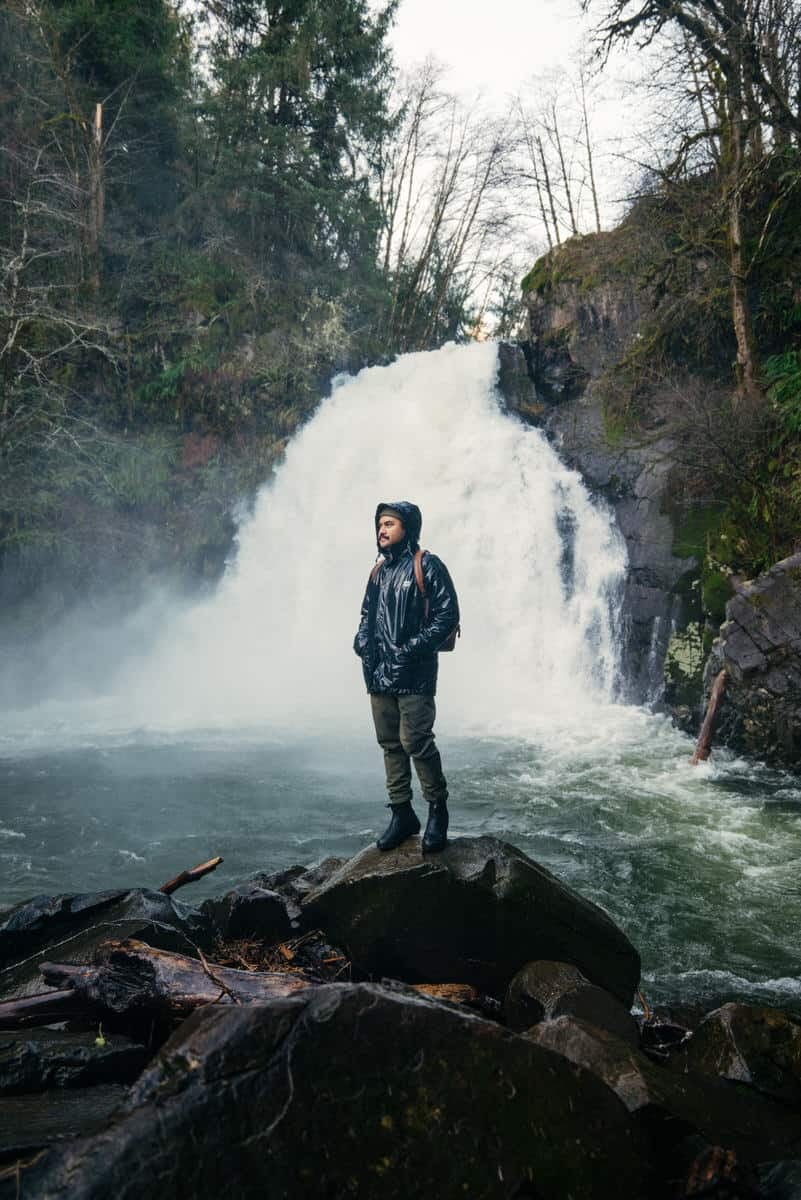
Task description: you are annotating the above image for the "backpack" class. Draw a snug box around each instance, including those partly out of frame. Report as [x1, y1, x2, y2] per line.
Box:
[369, 550, 461, 651]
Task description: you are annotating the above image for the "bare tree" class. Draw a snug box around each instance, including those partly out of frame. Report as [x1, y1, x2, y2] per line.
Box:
[585, 0, 801, 405]
[0, 115, 117, 485]
[514, 67, 608, 249]
[374, 65, 517, 349]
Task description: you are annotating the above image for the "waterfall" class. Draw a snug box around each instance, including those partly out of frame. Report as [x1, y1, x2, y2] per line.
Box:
[120, 341, 627, 736]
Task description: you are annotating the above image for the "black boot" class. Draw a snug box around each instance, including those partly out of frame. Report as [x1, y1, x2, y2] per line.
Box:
[376, 801, 421, 851]
[422, 800, 448, 853]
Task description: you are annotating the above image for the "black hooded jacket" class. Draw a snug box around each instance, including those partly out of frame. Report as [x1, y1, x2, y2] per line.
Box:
[353, 500, 460, 696]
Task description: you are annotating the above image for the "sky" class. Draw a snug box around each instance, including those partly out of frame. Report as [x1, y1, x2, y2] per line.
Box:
[390, 0, 588, 99]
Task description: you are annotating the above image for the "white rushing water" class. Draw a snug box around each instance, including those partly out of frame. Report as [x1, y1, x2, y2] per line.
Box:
[4, 342, 801, 1011]
[108, 340, 627, 735]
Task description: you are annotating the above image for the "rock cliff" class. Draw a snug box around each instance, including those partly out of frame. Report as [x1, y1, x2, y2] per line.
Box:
[704, 552, 801, 767]
[499, 236, 698, 702]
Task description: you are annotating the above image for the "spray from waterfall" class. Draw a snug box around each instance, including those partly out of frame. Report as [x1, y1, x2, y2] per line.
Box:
[115, 340, 627, 735]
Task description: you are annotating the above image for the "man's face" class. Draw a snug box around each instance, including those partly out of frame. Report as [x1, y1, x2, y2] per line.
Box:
[377, 514, 405, 550]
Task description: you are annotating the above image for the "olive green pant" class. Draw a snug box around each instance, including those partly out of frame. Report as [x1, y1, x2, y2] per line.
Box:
[369, 693, 448, 808]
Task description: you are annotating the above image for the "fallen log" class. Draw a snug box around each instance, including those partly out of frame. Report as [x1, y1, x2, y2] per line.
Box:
[691, 669, 727, 765]
[0, 989, 88, 1031]
[38, 939, 310, 1021]
[159, 856, 223, 896]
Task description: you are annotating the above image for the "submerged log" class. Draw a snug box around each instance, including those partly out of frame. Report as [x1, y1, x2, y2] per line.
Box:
[691, 670, 728, 765]
[38, 939, 309, 1021]
[159, 856, 223, 896]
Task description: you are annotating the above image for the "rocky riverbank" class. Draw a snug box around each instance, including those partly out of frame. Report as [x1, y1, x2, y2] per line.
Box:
[1, 836, 800, 1199]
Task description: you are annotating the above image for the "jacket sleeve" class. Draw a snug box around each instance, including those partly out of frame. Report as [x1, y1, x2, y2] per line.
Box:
[353, 581, 372, 658]
[404, 554, 459, 657]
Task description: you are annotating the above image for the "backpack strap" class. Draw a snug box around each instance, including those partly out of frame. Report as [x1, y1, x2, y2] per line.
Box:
[414, 549, 430, 623]
[368, 558, 384, 585]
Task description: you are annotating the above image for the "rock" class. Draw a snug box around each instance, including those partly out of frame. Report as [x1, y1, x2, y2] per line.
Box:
[705, 552, 801, 767]
[0, 891, 128, 969]
[247, 856, 347, 924]
[0, 1030, 148, 1094]
[639, 1017, 691, 1062]
[525, 1015, 801, 1164]
[496, 340, 545, 423]
[758, 1160, 801, 1200]
[200, 885, 292, 943]
[673, 1003, 801, 1106]
[0, 1085, 126, 1162]
[14, 983, 651, 1199]
[504, 960, 639, 1044]
[301, 836, 641, 1004]
[496, 289, 697, 704]
[0, 889, 212, 1002]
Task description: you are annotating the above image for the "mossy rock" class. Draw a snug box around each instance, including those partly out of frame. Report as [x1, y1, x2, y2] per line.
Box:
[664, 624, 706, 707]
[702, 568, 733, 622]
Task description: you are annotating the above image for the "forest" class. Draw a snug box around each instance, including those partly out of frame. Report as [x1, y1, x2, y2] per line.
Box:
[2, 0, 801, 625]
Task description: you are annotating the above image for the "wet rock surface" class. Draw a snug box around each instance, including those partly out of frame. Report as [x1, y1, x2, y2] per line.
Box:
[496, 320, 694, 704]
[252, 856, 346, 924]
[302, 835, 641, 1004]
[13, 984, 651, 1200]
[201, 883, 293, 943]
[0, 1031, 147, 1094]
[673, 1003, 801, 1106]
[504, 959, 639, 1044]
[525, 1015, 801, 1164]
[0, 889, 212, 1003]
[2, 837, 800, 1197]
[0, 1085, 126, 1163]
[706, 553, 801, 767]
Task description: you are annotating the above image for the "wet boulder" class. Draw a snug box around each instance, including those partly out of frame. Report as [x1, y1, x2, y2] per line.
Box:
[504, 959, 639, 1044]
[200, 884, 292, 944]
[0, 1086, 126, 1165]
[705, 551, 801, 767]
[672, 1003, 801, 1106]
[13, 983, 651, 1200]
[302, 836, 641, 1003]
[250, 857, 347, 924]
[525, 1015, 801, 1163]
[758, 1160, 801, 1200]
[0, 1030, 148, 1094]
[0, 889, 212, 1002]
[0, 891, 128, 969]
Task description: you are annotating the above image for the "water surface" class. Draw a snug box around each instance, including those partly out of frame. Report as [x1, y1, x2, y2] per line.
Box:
[2, 711, 799, 1012]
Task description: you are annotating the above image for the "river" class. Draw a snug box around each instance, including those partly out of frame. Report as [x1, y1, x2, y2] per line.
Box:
[1, 341, 799, 1012]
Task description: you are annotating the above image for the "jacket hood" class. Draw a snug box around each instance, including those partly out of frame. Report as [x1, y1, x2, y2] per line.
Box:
[375, 500, 422, 552]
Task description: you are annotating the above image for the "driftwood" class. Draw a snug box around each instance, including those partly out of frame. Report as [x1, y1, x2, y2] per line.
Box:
[35, 939, 310, 1021]
[0, 989, 89, 1030]
[691, 669, 728, 765]
[159, 856, 223, 896]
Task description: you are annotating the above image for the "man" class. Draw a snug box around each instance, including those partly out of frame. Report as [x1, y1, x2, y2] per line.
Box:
[354, 501, 460, 854]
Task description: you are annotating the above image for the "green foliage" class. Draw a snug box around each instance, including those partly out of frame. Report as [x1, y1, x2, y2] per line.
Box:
[765, 350, 801, 432]
[671, 505, 725, 561]
[0, 0, 405, 612]
[702, 569, 732, 622]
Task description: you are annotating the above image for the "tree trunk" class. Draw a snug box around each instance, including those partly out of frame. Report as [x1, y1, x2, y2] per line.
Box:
[537, 136, 561, 246]
[87, 102, 104, 291]
[580, 73, 602, 234]
[723, 40, 761, 405]
[691, 669, 728, 764]
[551, 109, 578, 236]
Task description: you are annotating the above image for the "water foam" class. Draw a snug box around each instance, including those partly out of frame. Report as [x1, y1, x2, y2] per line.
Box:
[114, 340, 627, 735]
